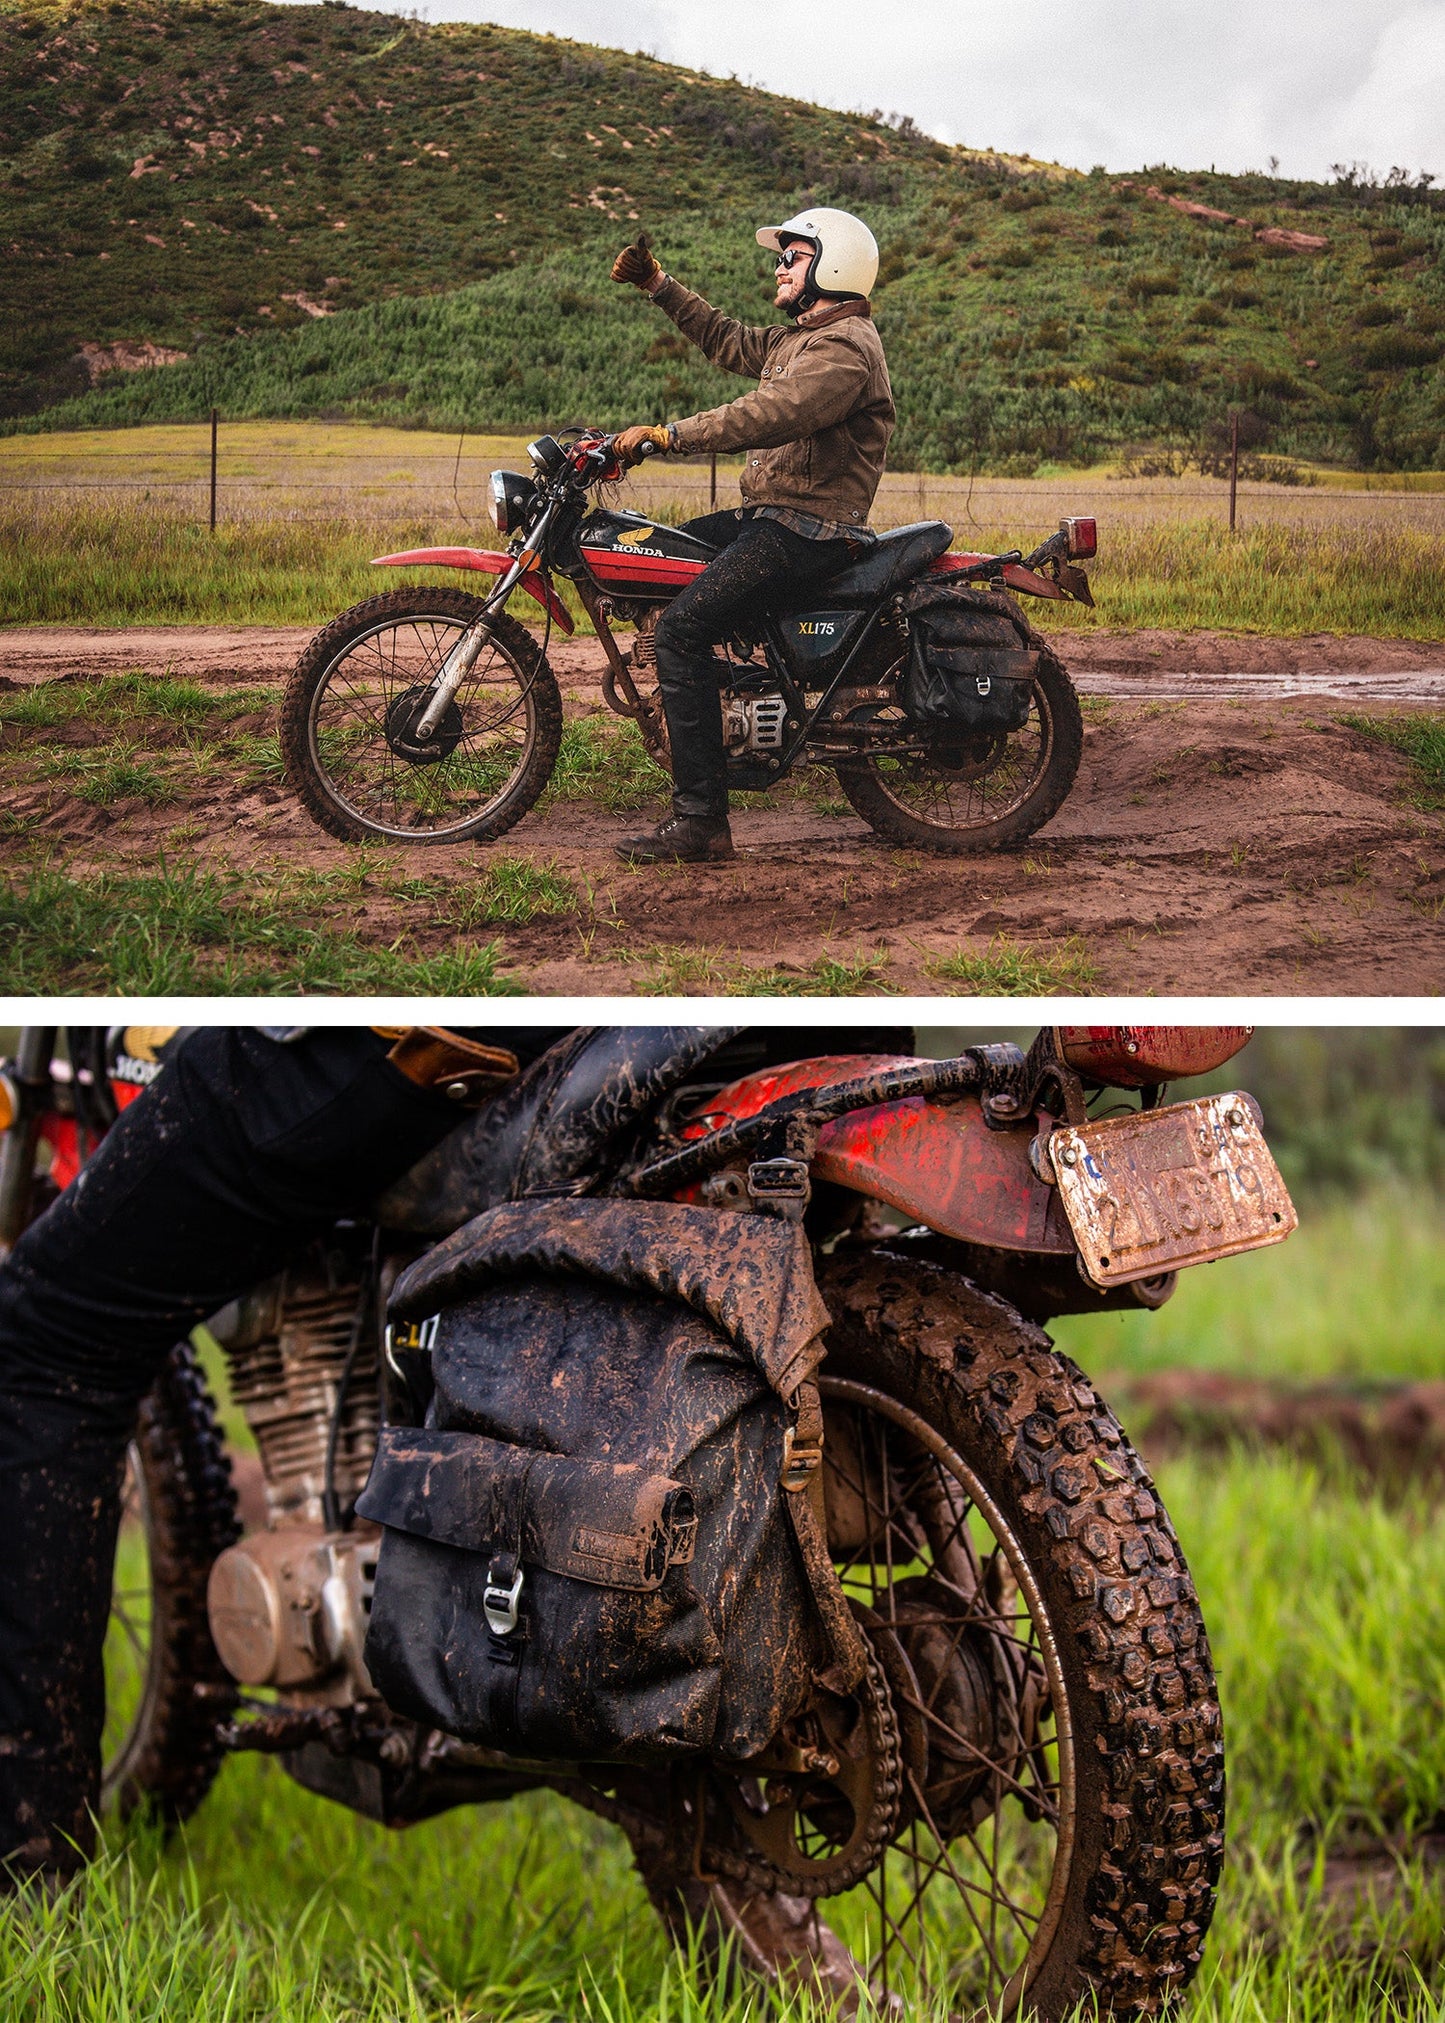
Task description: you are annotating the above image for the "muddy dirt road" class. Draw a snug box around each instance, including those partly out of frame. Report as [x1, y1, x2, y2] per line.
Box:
[4, 624, 1442, 995]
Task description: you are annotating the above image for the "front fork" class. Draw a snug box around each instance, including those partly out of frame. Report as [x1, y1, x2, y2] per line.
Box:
[412, 504, 559, 741]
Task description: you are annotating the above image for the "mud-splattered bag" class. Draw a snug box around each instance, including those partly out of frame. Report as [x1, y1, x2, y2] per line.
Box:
[356, 1200, 863, 1765]
[898, 580, 1039, 734]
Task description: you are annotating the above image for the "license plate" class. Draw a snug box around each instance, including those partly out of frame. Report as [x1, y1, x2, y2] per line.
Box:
[1050, 1093, 1297, 1288]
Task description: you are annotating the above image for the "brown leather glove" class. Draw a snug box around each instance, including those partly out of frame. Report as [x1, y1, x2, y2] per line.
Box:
[611, 232, 661, 290]
[614, 424, 670, 466]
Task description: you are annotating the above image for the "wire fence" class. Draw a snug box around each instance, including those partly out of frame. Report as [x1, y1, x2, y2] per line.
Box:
[6, 419, 1445, 537]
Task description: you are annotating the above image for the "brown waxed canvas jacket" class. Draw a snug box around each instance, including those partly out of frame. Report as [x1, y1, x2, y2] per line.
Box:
[651, 276, 895, 531]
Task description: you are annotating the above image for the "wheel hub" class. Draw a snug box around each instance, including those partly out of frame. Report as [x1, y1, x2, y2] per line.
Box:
[384, 683, 464, 764]
[885, 1576, 1044, 1841]
[922, 730, 1008, 780]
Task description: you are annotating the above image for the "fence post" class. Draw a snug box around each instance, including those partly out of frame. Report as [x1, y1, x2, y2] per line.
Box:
[1228, 410, 1239, 534]
[709, 451, 716, 512]
[209, 408, 218, 533]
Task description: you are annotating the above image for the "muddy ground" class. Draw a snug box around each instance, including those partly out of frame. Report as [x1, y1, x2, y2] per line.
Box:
[4, 623, 1443, 995]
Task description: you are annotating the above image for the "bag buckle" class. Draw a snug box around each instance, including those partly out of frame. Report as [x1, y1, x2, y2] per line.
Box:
[747, 1157, 811, 1220]
[780, 1425, 823, 1493]
[384, 1314, 438, 1379]
[483, 1558, 525, 1637]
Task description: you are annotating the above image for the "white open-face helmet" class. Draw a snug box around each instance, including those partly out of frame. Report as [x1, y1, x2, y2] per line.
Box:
[756, 207, 879, 299]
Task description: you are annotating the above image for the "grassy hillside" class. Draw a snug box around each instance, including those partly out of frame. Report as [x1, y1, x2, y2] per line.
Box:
[3, 0, 1445, 469]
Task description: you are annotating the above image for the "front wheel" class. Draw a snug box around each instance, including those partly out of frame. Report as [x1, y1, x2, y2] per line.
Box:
[103, 1340, 240, 1823]
[632, 1250, 1223, 2020]
[833, 647, 1083, 852]
[281, 589, 564, 844]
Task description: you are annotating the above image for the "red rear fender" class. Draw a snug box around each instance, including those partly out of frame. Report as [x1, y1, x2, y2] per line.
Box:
[927, 553, 1064, 599]
[681, 1055, 1074, 1255]
[371, 549, 575, 634]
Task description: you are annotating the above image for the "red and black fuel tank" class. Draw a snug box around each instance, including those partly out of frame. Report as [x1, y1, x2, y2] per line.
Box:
[577, 509, 713, 596]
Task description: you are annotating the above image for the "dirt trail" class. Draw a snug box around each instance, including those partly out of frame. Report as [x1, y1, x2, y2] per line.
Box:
[5, 621, 1445, 701]
[4, 624, 1443, 996]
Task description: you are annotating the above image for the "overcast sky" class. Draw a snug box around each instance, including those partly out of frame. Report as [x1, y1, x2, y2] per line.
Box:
[313, 0, 1445, 183]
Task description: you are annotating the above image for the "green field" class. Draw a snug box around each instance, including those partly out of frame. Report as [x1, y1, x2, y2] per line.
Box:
[6, 1190, 1445, 2019]
[3, 0, 1445, 473]
[6, 477, 1445, 635]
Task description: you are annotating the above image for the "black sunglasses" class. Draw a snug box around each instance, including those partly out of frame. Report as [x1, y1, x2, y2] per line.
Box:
[775, 244, 814, 269]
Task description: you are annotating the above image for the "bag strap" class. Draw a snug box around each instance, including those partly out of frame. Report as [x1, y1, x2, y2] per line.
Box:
[778, 1374, 869, 1694]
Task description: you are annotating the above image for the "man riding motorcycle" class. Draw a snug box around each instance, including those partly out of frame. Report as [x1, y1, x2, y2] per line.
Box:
[609, 209, 895, 864]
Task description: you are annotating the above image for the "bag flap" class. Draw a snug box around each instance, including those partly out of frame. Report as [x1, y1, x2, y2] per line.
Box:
[898, 580, 1029, 629]
[389, 1199, 832, 1402]
[923, 646, 1040, 683]
[356, 1427, 697, 1590]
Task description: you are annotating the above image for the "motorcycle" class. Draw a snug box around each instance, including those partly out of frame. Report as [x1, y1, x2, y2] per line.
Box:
[0, 1024, 1297, 2020]
[279, 430, 1098, 853]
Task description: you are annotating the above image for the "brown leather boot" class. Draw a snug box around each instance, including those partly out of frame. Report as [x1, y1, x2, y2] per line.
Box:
[615, 813, 735, 864]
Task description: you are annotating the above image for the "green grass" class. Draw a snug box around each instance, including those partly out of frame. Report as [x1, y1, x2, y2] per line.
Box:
[0, 858, 524, 993]
[1339, 712, 1445, 807]
[0, 671, 270, 730]
[924, 932, 1100, 994]
[542, 718, 670, 814]
[34, 741, 179, 807]
[5, 490, 1445, 637]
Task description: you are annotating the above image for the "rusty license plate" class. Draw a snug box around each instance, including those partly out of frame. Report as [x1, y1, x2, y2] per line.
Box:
[1050, 1092, 1297, 1289]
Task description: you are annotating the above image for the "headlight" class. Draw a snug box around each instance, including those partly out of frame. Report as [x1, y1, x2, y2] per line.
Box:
[490, 469, 536, 535]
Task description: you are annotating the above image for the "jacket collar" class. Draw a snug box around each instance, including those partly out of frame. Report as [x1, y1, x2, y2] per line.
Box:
[795, 297, 872, 331]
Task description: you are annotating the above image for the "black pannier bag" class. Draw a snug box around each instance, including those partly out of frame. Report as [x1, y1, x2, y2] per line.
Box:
[356, 1200, 865, 1766]
[897, 579, 1041, 734]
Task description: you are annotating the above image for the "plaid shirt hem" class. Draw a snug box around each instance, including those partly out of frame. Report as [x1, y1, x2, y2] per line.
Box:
[753, 504, 876, 544]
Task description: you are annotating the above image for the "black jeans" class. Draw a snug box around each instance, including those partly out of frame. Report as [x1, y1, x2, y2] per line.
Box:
[0, 1025, 562, 1876]
[653, 510, 855, 820]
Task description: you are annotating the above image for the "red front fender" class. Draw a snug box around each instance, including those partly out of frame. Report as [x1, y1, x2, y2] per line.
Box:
[371, 548, 575, 634]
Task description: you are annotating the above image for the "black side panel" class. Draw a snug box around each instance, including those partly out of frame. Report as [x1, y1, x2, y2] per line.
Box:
[373, 1027, 746, 1235]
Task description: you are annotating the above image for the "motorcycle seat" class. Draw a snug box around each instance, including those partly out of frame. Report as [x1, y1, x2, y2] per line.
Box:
[817, 520, 955, 601]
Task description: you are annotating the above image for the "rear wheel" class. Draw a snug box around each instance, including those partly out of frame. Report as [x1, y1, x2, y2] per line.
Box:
[630, 1251, 1223, 2019]
[281, 589, 563, 844]
[833, 648, 1083, 851]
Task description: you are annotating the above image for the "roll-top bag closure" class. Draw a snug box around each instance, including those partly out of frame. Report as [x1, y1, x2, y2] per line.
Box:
[357, 1427, 697, 1592]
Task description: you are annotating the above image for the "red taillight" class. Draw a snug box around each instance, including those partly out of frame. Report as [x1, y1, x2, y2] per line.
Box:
[1061, 515, 1097, 560]
[1058, 1025, 1253, 1088]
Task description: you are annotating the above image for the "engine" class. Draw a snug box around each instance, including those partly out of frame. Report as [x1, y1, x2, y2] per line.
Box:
[722, 692, 789, 756]
[205, 1254, 384, 1705]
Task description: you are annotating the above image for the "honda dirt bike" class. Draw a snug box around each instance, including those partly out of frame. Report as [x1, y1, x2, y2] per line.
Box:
[280, 430, 1098, 853]
[0, 1025, 1296, 2020]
